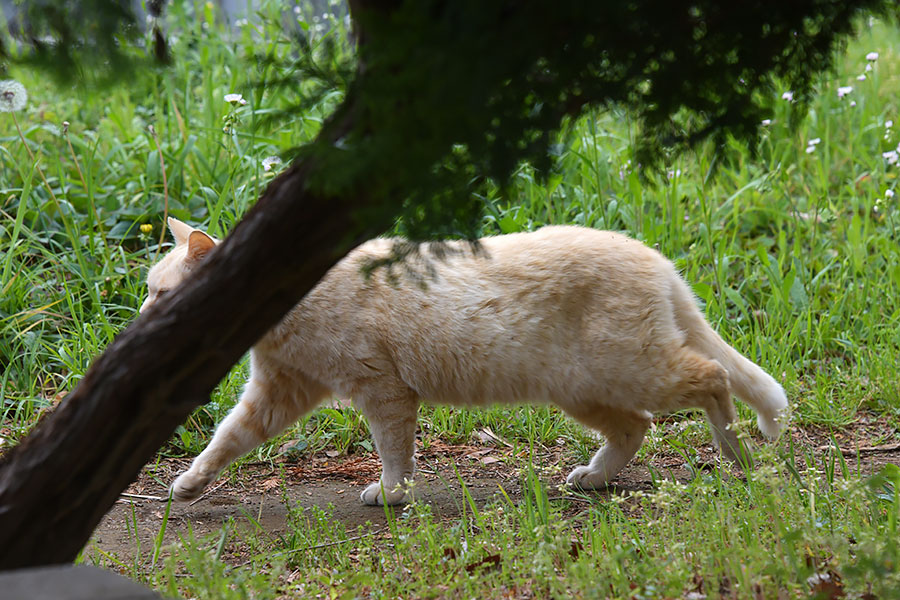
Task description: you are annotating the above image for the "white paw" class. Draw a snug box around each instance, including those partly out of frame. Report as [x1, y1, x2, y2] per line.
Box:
[566, 465, 610, 490]
[360, 480, 409, 506]
[171, 471, 212, 502]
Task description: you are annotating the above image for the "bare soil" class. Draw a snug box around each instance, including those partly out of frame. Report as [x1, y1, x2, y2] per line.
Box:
[86, 414, 900, 566]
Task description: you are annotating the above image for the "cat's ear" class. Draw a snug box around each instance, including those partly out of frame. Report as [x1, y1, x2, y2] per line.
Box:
[168, 217, 194, 246]
[186, 230, 217, 263]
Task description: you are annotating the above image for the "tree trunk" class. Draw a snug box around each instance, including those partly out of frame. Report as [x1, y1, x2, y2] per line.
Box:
[0, 95, 395, 568]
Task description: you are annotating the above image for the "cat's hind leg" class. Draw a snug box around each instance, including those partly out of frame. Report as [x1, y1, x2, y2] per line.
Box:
[664, 350, 752, 469]
[172, 369, 326, 502]
[354, 390, 419, 506]
[702, 368, 753, 468]
[565, 406, 652, 490]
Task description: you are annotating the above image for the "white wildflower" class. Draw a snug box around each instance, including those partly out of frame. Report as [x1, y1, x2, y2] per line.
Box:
[262, 156, 282, 172]
[886, 189, 895, 199]
[857, 74, 867, 81]
[781, 91, 794, 101]
[837, 86, 853, 99]
[866, 51, 879, 61]
[887, 120, 894, 128]
[805, 145, 816, 154]
[883, 150, 899, 165]
[866, 63, 873, 72]
[761, 119, 772, 126]
[224, 93, 247, 106]
[850, 101, 857, 107]
[808, 138, 821, 145]
[0, 80, 27, 113]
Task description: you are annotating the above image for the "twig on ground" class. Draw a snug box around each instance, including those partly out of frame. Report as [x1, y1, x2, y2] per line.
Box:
[236, 527, 387, 568]
[119, 492, 167, 502]
[817, 442, 900, 456]
[190, 479, 229, 506]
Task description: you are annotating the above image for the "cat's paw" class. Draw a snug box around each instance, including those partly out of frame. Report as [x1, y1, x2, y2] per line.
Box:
[566, 465, 610, 490]
[360, 480, 409, 506]
[171, 471, 212, 502]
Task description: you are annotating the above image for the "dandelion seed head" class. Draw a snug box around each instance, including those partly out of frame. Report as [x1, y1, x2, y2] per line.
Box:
[0, 80, 27, 113]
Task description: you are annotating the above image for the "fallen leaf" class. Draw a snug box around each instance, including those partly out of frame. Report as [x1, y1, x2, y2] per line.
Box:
[569, 540, 583, 560]
[465, 553, 501, 574]
[261, 478, 280, 491]
[464, 448, 493, 459]
[807, 571, 845, 600]
[278, 438, 308, 455]
[477, 427, 512, 447]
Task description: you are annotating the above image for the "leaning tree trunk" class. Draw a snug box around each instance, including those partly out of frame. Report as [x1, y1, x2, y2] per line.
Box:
[0, 93, 395, 568]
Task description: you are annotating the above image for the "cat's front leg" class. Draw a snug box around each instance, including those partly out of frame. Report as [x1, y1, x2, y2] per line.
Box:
[564, 406, 652, 490]
[355, 392, 419, 506]
[172, 374, 321, 502]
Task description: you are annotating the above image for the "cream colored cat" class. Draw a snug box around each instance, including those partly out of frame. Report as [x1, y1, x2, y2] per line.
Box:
[143, 218, 788, 506]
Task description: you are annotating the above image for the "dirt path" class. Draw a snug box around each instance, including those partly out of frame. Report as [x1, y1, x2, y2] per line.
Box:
[86, 416, 900, 565]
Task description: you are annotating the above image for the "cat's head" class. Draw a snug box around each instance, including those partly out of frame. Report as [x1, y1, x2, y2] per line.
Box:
[140, 217, 218, 313]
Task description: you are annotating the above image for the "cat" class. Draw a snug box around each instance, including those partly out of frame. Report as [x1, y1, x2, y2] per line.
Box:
[143, 217, 788, 506]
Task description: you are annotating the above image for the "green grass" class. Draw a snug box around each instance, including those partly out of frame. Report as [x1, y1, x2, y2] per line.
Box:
[107, 449, 900, 599]
[2, 2, 900, 597]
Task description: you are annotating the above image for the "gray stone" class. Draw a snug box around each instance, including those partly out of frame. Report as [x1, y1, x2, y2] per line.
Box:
[0, 564, 161, 600]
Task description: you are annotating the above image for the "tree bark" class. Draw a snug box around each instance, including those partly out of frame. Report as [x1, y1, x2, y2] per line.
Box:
[0, 94, 394, 568]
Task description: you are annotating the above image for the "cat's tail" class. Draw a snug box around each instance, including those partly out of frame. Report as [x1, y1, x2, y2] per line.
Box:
[670, 277, 789, 438]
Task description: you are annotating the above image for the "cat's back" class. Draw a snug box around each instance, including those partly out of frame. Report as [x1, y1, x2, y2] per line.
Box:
[260, 225, 681, 403]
